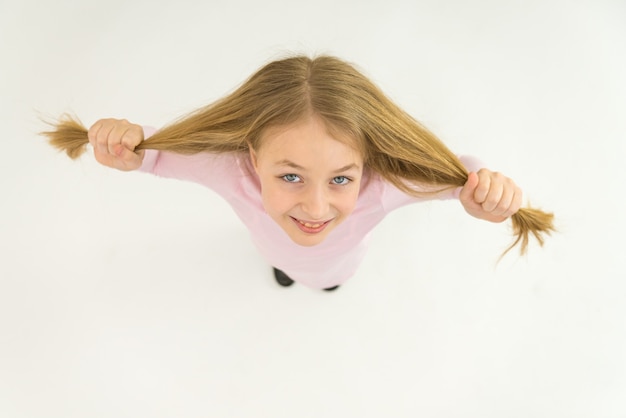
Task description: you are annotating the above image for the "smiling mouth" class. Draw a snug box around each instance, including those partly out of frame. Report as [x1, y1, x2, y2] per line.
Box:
[290, 217, 332, 234]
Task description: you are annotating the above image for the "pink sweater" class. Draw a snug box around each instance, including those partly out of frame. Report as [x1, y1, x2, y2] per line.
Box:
[139, 130, 481, 289]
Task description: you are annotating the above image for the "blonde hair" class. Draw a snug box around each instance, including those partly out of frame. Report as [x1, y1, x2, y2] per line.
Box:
[43, 55, 554, 255]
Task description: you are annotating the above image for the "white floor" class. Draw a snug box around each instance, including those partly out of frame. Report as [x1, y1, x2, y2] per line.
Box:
[1, 1, 625, 417]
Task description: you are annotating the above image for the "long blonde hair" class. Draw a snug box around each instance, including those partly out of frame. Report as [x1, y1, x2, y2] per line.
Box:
[43, 55, 554, 255]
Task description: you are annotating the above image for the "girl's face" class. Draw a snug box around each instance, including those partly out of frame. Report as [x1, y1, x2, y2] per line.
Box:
[250, 115, 364, 247]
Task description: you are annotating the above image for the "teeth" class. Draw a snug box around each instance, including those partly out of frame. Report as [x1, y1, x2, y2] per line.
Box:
[298, 220, 322, 228]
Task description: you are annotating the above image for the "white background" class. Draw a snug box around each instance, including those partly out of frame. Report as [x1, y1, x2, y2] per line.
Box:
[1, 0, 625, 417]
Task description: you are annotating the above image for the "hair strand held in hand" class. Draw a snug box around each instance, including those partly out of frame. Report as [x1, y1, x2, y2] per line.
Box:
[42, 115, 90, 159]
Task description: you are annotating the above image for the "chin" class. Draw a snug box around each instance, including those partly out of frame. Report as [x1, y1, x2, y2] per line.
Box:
[288, 233, 328, 247]
[284, 222, 333, 247]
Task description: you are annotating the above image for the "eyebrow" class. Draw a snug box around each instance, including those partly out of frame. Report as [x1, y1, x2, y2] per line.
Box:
[276, 159, 360, 173]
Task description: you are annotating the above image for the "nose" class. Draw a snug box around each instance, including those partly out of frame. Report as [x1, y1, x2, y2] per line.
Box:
[301, 185, 329, 220]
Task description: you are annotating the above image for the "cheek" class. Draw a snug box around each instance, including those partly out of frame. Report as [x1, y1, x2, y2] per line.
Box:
[335, 189, 360, 216]
[261, 183, 293, 215]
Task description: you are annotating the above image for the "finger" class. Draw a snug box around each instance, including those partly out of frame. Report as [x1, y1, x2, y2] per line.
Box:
[113, 144, 144, 170]
[88, 120, 104, 148]
[512, 185, 523, 215]
[481, 178, 505, 212]
[95, 121, 116, 156]
[120, 124, 144, 151]
[490, 180, 515, 216]
[500, 184, 523, 217]
[459, 171, 479, 204]
[108, 123, 131, 156]
[473, 169, 492, 204]
[113, 143, 140, 162]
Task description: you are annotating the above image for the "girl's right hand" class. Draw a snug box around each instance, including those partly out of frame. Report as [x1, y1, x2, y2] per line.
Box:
[87, 118, 145, 171]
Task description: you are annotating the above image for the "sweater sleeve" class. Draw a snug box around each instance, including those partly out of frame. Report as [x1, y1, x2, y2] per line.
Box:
[137, 126, 242, 198]
[138, 126, 160, 174]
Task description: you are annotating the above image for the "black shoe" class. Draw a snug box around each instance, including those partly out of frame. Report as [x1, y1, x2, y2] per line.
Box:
[323, 285, 340, 292]
[273, 268, 294, 287]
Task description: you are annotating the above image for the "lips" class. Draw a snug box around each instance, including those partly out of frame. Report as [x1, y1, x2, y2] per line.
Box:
[290, 216, 332, 234]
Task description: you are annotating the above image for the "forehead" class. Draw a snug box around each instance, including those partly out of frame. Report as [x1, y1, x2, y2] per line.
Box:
[257, 116, 363, 161]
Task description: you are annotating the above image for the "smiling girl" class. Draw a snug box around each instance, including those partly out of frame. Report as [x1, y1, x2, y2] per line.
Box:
[44, 55, 554, 291]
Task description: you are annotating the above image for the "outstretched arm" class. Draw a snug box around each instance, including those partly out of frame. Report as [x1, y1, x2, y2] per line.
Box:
[458, 169, 522, 223]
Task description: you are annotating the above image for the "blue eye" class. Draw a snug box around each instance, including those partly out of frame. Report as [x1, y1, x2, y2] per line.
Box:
[332, 176, 350, 185]
[282, 174, 301, 183]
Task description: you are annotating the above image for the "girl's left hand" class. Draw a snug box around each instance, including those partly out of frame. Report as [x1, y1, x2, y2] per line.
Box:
[459, 169, 522, 223]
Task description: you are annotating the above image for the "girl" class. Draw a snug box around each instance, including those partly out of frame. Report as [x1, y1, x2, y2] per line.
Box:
[44, 55, 554, 291]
